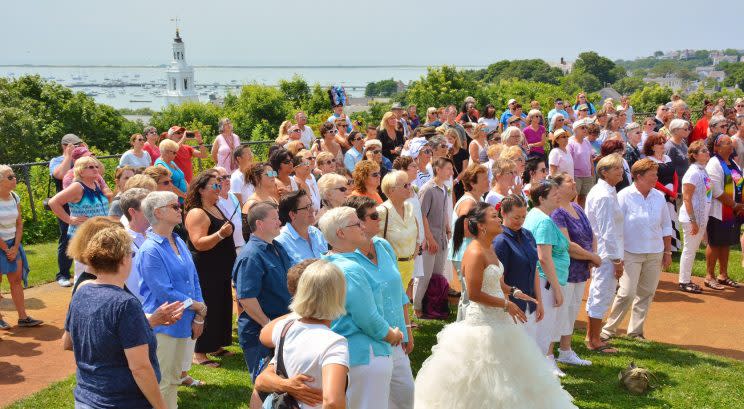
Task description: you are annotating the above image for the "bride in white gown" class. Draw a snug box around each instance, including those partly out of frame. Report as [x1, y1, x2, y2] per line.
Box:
[414, 202, 577, 409]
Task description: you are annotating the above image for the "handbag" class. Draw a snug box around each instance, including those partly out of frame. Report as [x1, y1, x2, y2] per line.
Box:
[263, 320, 300, 409]
[618, 362, 658, 395]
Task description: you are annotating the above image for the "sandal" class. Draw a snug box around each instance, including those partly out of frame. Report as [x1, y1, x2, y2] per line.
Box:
[179, 376, 205, 387]
[679, 282, 703, 294]
[211, 349, 235, 357]
[193, 359, 220, 368]
[704, 279, 725, 290]
[717, 277, 741, 288]
[587, 344, 618, 354]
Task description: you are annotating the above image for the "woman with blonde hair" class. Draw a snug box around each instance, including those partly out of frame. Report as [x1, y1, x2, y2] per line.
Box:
[49, 156, 110, 247]
[524, 109, 547, 158]
[64, 226, 169, 409]
[155, 138, 187, 200]
[317, 173, 351, 220]
[501, 145, 527, 194]
[276, 120, 293, 145]
[378, 111, 405, 161]
[350, 160, 383, 204]
[0, 165, 42, 329]
[315, 151, 338, 178]
[211, 118, 241, 173]
[485, 159, 517, 206]
[119, 134, 152, 168]
[468, 123, 489, 166]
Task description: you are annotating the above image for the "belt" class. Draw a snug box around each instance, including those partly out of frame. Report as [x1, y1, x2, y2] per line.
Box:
[398, 256, 414, 262]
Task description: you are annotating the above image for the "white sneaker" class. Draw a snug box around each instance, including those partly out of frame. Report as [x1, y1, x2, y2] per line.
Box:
[57, 278, 72, 287]
[557, 349, 592, 366]
[547, 355, 566, 378]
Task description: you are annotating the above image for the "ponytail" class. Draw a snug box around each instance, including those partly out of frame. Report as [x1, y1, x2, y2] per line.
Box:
[452, 201, 492, 252]
[452, 214, 469, 253]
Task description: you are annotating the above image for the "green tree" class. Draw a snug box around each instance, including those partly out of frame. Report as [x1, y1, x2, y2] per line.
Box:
[472, 59, 564, 85]
[402, 66, 477, 110]
[560, 70, 602, 93]
[574, 52, 622, 85]
[365, 78, 398, 97]
[223, 84, 293, 140]
[654, 51, 664, 58]
[279, 74, 310, 109]
[613, 77, 646, 95]
[628, 84, 673, 114]
[149, 101, 223, 140]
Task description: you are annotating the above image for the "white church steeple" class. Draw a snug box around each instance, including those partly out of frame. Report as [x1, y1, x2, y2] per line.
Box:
[164, 27, 198, 105]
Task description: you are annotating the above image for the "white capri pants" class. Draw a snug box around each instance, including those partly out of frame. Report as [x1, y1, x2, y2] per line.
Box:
[679, 221, 705, 284]
[585, 260, 617, 320]
[181, 338, 197, 372]
[155, 334, 190, 409]
[534, 277, 567, 355]
[389, 345, 415, 409]
[348, 348, 394, 409]
[559, 281, 587, 336]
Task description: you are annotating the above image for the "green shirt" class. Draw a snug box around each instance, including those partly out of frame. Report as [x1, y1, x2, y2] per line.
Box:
[523, 208, 570, 286]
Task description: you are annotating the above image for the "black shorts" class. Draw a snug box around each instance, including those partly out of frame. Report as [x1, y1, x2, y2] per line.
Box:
[706, 216, 741, 247]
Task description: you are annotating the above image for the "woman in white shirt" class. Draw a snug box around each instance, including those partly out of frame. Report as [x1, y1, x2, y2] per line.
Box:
[548, 129, 574, 178]
[119, 134, 152, 169]
[256, 260, 349, 409]
[211, 118, 241, 174]
[678, 141, 711, 294]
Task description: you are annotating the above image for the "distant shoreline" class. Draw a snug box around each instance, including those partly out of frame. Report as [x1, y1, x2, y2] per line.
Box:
[0, 64, 486, 69]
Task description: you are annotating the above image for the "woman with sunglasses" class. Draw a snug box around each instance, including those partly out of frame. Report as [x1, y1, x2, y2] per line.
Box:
[350, 160, 383, 205]
[141, 126, 160, 164]
[573, 93, 596, 117]
[643, 134, 681, 251]
[293, 150, 321, 211]
[108, 166, 137, 218]
[119, 133, 152, 169]
[211, 118, 241, 173]
[155, 138, 188, 200]
[311, 122, 344, 166]
[315, 151, 338, 178]
[524, 109, 547, 159]
[184, 170, 236, 368]
[270, 147, 297, 197]
[363, 139, 390, 180]
[317, 173, 351, 221]
[241, 162, 280, 238]
[0, 166, 42, 330]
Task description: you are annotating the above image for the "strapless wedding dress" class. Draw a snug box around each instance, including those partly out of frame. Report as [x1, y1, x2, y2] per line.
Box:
[414, 263, 577, 409]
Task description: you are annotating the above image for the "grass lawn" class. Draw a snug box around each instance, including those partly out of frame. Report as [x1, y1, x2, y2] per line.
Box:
[5, 242, 744, 408]
[7, 321, 744, 409]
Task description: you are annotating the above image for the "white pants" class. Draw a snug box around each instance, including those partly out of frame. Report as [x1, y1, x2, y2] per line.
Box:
[585, 260, 618, 319]
[348, 348, 394, 409]
[155, 334, 190, 409]
[389, 345, 415, 409]
[603, 252, 663, 338]
[559, 281, 587, 336]
[534, 277, 567, 355]
[679, 221, 705, 284]
[181, 338, 196, 372]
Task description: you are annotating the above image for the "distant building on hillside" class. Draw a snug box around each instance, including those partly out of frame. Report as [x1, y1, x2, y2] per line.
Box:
[164, 29, 198, 105]
[644, 75, 683, 90]
[548, 58, 573, 74]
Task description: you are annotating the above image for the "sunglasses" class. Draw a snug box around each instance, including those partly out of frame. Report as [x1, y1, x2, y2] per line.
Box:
[6, 174, 17, 181]
[281, 159, 293, 165]
[351, 137, 362, 142]
[366, 212, 380, 221]
[85, 165, 98, 170]
[265, 170, 278, 178]
[371, 172, 381, 178]
[318, 160, 335, 166]
[160, 203, 181, 211]
[159, 179, 172, 186]
[371, 150, 381, 155]
[290, 129, 302, 133]
[210, 183, 222, 190]
[217, 175, 230, 181]
[421, 149, 432, 155]
[395, 183, 411, 190]
[335, 186, 348, 192]
[147, 130, 158, 135]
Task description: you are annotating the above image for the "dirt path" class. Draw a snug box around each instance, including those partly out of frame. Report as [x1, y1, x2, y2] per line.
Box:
[2, 272, 743, 407]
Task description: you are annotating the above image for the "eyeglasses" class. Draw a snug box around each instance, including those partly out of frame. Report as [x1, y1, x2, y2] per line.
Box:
[295, 203, 313, 213]
[217, 175, 230, 181]
[343, 221, 362, 229]
[134, 138, 145, 142]
[370, 172, 381, 178]
[290, 129, 302, 133]
[366, 212, 380, 221]
[318, 160, 335, 166]
[698, 148, 710, 154]
[394, 183, 411, 190]
[159, 203, 181, 211]
[265, 170, 278, 178]
[439, 144, 447, 149]
[334, 186, 348, 192]
[371, 150, 381, 155]
[85, 165, 98, 170]
[298, 161, 311, 167]
[210, 183, 222, 190]
[6, 174, 16, 181]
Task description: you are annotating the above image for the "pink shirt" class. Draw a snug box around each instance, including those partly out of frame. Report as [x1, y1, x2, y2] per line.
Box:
[566, 136, 593, 178]
[523, 125, 546, 155]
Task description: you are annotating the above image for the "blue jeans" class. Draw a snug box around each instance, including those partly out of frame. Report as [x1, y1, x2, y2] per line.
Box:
[56, 206, 72, 281]
[238, 318, 270, 381]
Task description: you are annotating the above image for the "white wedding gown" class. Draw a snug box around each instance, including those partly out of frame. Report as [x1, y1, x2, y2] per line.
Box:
[414, 263, 577, 409]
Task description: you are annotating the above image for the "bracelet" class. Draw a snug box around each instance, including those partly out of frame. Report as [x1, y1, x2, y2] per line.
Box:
[193, 319, 204, 325]
[513, 289, 523, 298]
[503, 299, 510, 312]
[664, 251, 672, 255]
[199, 305, 208, 316]
[217, 231, 225, 240]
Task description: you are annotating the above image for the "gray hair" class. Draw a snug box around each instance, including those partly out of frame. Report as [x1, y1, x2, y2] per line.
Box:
[625, 122, 641, 133]
[318, 206, 357, 246]
[141, 191, 178, 226]
[550, 113, 565, 131]
[0, 165, 11, 178]
[669, 118, 690, 133]
[246, 201, 278, 233]
[317, 173, 347, 201]
[428, 135, 446, 148]
[119, 188, 150, 222]
[143, 126, 156, 135]
[218, 118, 232, 134]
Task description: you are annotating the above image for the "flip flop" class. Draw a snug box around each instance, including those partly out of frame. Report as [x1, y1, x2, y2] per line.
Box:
[211, 349, 235, 357]
[587, 344, 618, 354]
[179, 376, 205, 387]
[193, 359, 220, 368]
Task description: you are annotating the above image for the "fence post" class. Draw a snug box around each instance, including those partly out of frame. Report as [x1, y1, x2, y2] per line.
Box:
[22, 165, 38, 222]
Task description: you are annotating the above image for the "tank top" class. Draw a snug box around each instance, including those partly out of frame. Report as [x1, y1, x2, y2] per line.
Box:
[472, 139, 489, 163]
[215, 133, 240, 173]
[0, 192, 19, 241]
[67, 181, 109, 237]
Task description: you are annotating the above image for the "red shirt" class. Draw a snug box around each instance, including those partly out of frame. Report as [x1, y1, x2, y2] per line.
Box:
[142, 143, 160, 165]
[174, 145, 195, 183]
[690, 117, 709, 144]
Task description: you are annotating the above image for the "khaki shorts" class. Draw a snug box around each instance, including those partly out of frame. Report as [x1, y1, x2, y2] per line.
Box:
[575, 176, 595, 196]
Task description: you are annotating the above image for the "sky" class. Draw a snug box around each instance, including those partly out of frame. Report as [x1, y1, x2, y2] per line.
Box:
[4, 0, 744, 66]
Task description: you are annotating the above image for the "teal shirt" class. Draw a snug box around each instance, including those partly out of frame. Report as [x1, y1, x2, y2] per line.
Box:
[523, 208, 570, 286]
[323, 237, 407, 367]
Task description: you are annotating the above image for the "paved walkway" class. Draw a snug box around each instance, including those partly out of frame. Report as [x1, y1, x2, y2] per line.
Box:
[1, 272, 743, 407]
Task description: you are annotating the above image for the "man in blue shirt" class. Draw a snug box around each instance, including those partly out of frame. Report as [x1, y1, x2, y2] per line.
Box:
[547, 98, 571, 131]
[343, 132, 365, 172]
[49, 133, 84, 287]
[233, 202, 292, 380]
[276, 190, 328, 265]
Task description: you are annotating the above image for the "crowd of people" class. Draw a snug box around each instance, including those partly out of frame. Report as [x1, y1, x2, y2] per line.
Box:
[1, 91, 742, 408]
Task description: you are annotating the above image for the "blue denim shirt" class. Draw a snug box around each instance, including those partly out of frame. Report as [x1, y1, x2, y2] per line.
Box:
[233, 235, 292, 346]
[136, 231, 203, 338]
[493, 226, 538, 313]
[275, 223, 328, 266]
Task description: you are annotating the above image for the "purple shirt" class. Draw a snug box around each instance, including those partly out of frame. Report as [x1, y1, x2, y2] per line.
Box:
[551, 203, 593, 283]
[523, 125, 546, 155]
[567, 137, 594, 178]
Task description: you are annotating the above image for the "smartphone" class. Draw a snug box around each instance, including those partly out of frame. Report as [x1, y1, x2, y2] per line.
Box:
[185, 131, 195, 138]
[182, 298, 194, 309]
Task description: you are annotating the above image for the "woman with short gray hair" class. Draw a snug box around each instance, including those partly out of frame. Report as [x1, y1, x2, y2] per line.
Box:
[136, 190, 207, 404]
[211, 118, 241, 173]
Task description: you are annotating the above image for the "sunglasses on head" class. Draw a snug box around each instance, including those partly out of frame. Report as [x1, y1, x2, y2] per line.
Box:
[265, 170, 278, 178]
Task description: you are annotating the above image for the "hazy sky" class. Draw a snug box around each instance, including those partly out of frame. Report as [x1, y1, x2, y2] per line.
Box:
[4, 0, 744, 66]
